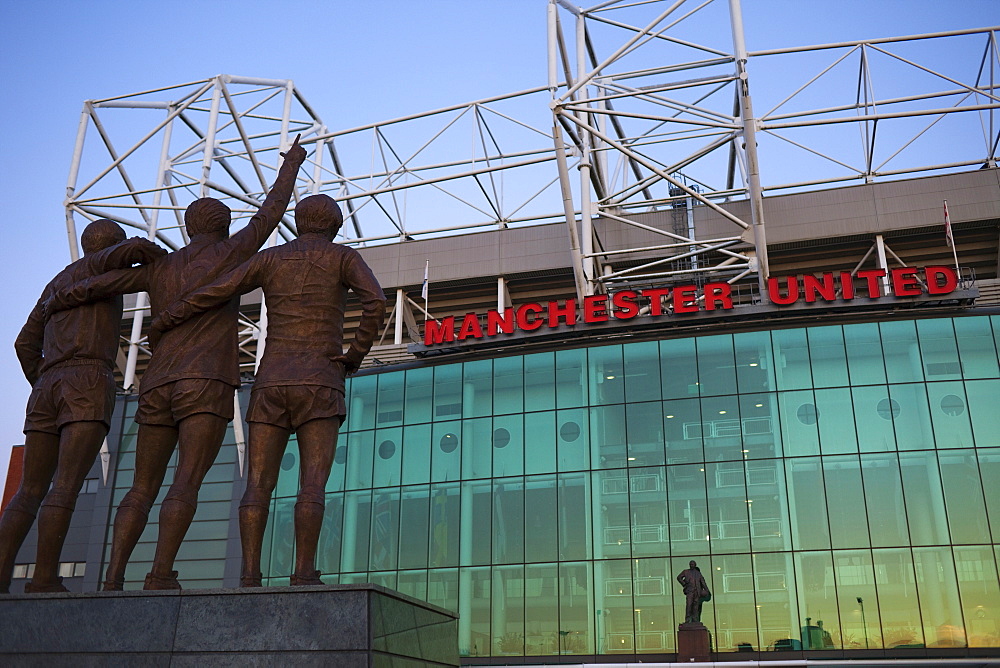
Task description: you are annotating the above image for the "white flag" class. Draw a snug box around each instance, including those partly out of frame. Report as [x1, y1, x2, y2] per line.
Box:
[944, 200, 954, 249]
[421, 259, 429, 302]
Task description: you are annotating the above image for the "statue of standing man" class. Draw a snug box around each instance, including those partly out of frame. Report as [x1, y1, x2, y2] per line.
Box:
[676, 559, 712, 625]
[152, 193, 385, 586]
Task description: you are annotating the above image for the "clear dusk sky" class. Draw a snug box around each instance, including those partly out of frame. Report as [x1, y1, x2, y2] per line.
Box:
[0, 0, 996, 489]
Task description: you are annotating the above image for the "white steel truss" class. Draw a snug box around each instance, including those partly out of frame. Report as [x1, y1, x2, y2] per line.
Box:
[64, 4, 999, 375]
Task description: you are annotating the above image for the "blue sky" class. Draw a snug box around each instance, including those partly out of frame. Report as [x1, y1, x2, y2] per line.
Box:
[0, 0, 996, 487]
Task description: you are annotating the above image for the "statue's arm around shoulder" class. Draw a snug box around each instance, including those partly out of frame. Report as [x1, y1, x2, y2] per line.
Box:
[229, 135, 306, 259]
[14, 297, 45, 385]
[151, 254, 266, 334]
[43, 266, 150, 319]
[91, 237, 167, 273]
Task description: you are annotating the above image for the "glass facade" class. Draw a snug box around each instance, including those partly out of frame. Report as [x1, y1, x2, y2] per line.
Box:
[107, 314, 1000, 656]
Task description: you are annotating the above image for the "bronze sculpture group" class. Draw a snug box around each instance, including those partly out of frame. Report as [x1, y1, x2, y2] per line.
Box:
[1, 136, 387, 592]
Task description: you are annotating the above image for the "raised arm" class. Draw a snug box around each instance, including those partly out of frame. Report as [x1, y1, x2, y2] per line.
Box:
[333, 252, 387, 374]
[228, 135, 307, 258]
[43, 266, 150, 317]
[90, 237, 167, 273]
[151, 254, 266, 333]
[14, 299, 45, 385]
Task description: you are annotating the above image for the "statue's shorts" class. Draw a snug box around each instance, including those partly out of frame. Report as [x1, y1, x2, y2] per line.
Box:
[135, 378, 236, 426]
[23, 361, 115, 435]
[247, 385, 346, 431]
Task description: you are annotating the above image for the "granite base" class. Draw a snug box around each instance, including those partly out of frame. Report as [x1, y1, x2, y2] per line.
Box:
[0, 583, 458, 667]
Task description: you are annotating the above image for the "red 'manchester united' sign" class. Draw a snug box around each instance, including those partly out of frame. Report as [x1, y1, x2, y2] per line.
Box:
[424, 266, 959, 346]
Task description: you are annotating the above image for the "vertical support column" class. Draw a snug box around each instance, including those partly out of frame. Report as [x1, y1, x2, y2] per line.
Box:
[874, 234, 891, 294]
[123, 109, 174, 392]
[577, 11, 596, 294]
[199, 79, 223, 197]
[64, 104, 91, 262]
[394, 288, 405, 345]
[729, 0, 770, 293]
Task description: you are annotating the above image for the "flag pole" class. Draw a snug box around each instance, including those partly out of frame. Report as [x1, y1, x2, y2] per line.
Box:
[421, 259, 430, 320]
[944, 200, 960, 280]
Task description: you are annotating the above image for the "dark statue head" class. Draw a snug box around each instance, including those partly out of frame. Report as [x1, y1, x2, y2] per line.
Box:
[80, 219, 127, 255]
[295, 194, 343, 238]
[689, 560, 697, 569]
[185, 198, 232, 236]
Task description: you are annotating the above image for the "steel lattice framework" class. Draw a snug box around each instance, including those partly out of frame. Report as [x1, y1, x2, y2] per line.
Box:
[64, 1, 999, 385]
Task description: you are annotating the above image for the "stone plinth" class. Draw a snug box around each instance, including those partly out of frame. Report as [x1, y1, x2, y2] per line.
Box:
[677, 621, 711, 662]
[0, 583, 458, 667]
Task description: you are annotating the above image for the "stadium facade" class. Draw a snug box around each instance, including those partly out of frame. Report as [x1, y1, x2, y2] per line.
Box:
[5, 168, 1000, 663]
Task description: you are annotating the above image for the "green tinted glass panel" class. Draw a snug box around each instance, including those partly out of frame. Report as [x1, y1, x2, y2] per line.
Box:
[696, 334, 736, 396]
[785, 457, 831, 550]
[624, 340, 662, 402]
[318, 492, 343, 574]
[555, 348, 588, 408]
[427, 567, 459, 614]
[524, 352, 556, 411]
[626, 401, 665, 466]
[880, 320, 924, 383]
[660, 337, 699, 399]
[954, 316, 1000, 379]
[808, 325, 849, 388]
[524, 411, 556, 475]
[665, 464, 708, 557]
[938, 449, 990, 544]
[524, 564, 559, 655]
[706, 461, 750, 554]
[493, 355, 524, 415]
[913, 546, 965, 647]
[899, 451, 949, 546]
[460, 566, 492, 656]
[556, 408, 589, 472]
[492, 414, 524, 477]
[401, 424, 431, 485]
[345, 430, 374, 490]
[823, 456, 870, 548]
[860, 453, 909, 548]
[628, 466, 667, 557]
[710, 553, 756, 651]
[816, 387, 858, 454]
[429, 484, 460, 567]
[492, 565, 525, 656]
[463, 359, 493, 417]
[917, 318, 962, 380]
[592, 470, 631, 559]
[404, 367, 433, 424]
[398, 485, 429, 569]
[872, 548, 924, 648]
[954, 545, 1000, 647]
[493, 478, 524, 564]
[925, 381, 974, 449]
[852, 385, 897, 452]
[341, 489, 371, 572]
[369, 489, 399, 571]
[375, 371, 404, 427]
[701, 395, 742, 461]
[433, 364, 463, 421]
[888, 383, 934, 450]
[832, 550, 881, 648]
[792, 551, 836, 650]
[734, 329, 776, 393]
[372, 427, 402, 488]
[590, 404, 626, 469]
[967, 379, 1000, 448]
[557, 473, 591, 561]
[347, 374, 377, 431]
[772, 328, 812, 390]
[844, 321, 887, 385]
[431, 420, 462, 482]
[559, 562, 595, 654]
[595, 559, 636, 654]
[663, 398, 703, 464]
[778, 390, 819, 456]
[588, 345, 624, 405]
[461, 417, 492, 479]
[459, 480, 492, 566]
[978, 448, 1000, 538]
[524, 476, 558, 562]
[752, 552, 798, 650]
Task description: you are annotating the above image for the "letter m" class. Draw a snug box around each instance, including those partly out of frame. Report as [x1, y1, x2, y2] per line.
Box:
[424, 316, 456, 345]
